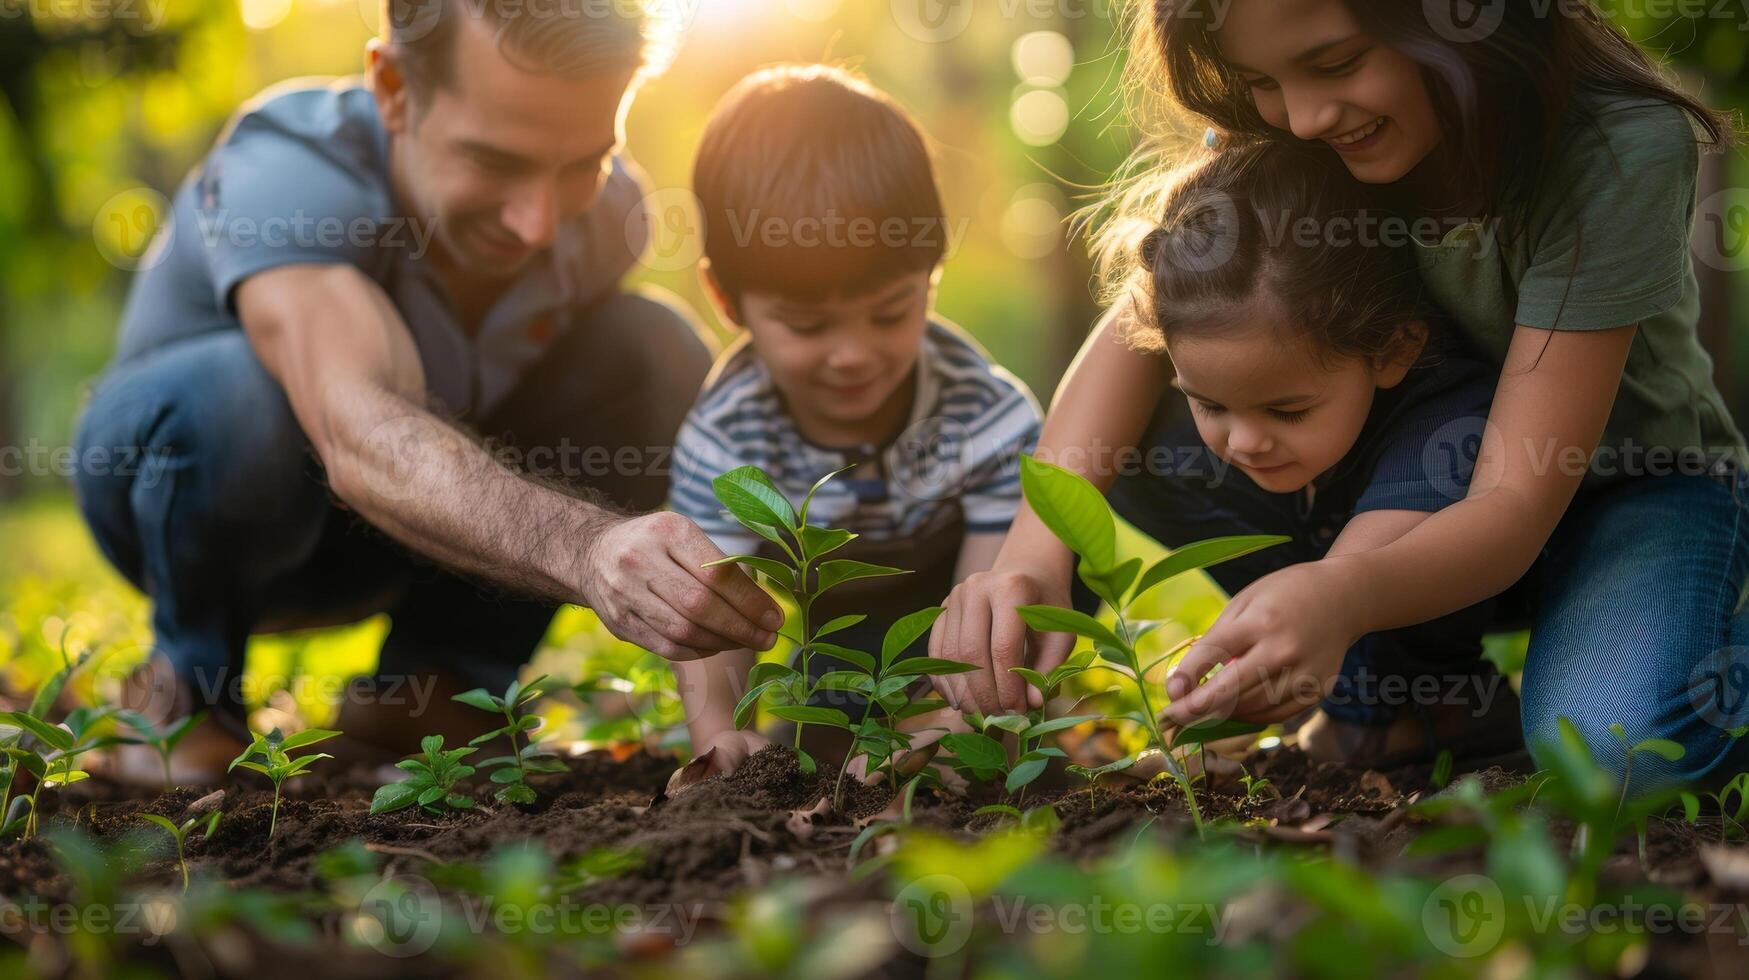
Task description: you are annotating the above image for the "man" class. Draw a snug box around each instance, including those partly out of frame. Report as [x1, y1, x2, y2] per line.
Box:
[72, 0, 780, 778]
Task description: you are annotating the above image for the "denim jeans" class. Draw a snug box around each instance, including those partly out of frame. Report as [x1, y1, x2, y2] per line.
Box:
[1086, 396, 1749, 792]
[71, 289, 712, 729]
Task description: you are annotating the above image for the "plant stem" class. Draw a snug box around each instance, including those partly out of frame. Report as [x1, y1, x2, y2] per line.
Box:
[270, 783, 281, 842]
[162, 750, 174, 791]
[177, 840, 189, 893]
[1116, 611, 1204, 839]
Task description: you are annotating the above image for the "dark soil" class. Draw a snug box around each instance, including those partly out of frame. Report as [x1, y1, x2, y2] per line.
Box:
[5, 741, 1747, 978]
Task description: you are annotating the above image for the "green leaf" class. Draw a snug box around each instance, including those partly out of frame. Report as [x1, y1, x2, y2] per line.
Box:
[1170, 718, 1264, 749]
[1015, 605, 1125, 650]
[885, 659, 980, 678]
[162, 712, 206, 752]
[1006, 757, 1051, 793]
[138, 813, 181, 838]
[769, 705, 852, 730]
[798, 465, 854, 526]
[895, 698, 950, 721]
[980, 714, 1032, 735]
[733, 680, 782, 730]
[800, 525, 856, 562]
[815, 560, 908, 595]
[881, 607, 944, 669]
[941, 732, 1008, 773]
[1010, 667, 1050, 694]
[702, 554, 797, 593]
[0, 713, 73, 752]
[810, 643, 876, 674]
[279, 729, 341, 750]
[712, 465, 799, 532]
[1023, 715, 1100, 739]
[497, 783, 537, 805]
[973, 803, 1024, 822]
[813, 671, 875, 695]
[1018, 455, 1116, 572]
[1631, 738, 1686, 762]
[283, 753, 333, 773]
[1133, 535, 1291, 599]
[490, 768, 524, 784]
[1079, 556, 1143, 609]
[815, 614, 866, 640]
[371, 782, 422, 815]
[452, 689, 503, 713]
[417, 785, 446, 806]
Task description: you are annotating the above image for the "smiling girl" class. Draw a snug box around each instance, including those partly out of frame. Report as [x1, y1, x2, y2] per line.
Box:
[932, 0, 1749, 791]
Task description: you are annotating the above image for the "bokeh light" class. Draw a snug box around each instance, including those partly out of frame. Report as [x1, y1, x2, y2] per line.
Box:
[1011, 31, 1074, 87]
[1010, 88, 1069, 146]
[1000, 184, 1067, 260]
[239, 0, 294, 32]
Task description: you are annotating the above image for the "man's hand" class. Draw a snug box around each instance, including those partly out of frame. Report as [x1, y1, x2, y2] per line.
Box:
[1161, 561, 1364, 727]
[578, 511, 783, 661]
[928, 566, 1076, 717]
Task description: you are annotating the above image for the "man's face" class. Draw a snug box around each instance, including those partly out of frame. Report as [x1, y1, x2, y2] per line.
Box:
[379, 17, 635, 276]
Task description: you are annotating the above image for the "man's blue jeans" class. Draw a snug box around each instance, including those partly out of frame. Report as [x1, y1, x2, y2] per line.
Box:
[71, 289, 712, 729]
[1091, 398, 1749, 793]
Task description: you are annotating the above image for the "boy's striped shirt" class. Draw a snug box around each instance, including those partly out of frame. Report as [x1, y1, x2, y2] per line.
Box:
[668, 319, 1042, 558]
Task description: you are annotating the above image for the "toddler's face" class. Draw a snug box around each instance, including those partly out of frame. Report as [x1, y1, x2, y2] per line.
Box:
[734, 269, 935, 448]
[1166, 295, 1419, 493]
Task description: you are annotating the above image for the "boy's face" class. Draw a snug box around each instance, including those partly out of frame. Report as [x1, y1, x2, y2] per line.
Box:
[723, 269, 936, 448]
[1166, 294, 1420, 493]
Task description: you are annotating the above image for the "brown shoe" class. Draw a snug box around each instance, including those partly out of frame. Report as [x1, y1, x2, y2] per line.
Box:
[1297, 675, 1529, 771]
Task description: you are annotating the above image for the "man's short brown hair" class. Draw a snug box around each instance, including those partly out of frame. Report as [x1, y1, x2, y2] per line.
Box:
[692, 64, 950, 308]
[383, 0, 669, 98]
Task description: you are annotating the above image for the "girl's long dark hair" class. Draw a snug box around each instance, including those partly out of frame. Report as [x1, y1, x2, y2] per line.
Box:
[1089, 0, 1734, 302]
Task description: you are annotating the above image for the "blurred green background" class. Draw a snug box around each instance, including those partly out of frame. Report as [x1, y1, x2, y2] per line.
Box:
[0, 0, 1744, 719]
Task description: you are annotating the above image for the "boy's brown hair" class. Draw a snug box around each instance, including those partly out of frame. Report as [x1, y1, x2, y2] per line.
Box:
[693, 64, 949, 313]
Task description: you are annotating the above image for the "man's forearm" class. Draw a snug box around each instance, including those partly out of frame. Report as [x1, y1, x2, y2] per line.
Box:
[676, 648, 755, 747]
[321, 378, 617, 604]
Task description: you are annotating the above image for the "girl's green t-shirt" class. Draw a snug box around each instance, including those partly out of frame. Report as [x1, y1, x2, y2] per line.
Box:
[1411, 94, 1745, 488]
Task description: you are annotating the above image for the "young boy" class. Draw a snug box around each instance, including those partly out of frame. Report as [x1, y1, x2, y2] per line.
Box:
[665, 65, 1042, 775]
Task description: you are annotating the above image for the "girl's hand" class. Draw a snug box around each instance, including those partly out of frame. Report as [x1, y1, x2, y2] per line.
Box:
[1161, 562, 1366, 727]
[929, 566, 1077, 716]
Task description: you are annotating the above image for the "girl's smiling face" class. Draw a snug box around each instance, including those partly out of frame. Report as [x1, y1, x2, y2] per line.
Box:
[1216, 0, 1442, 184]
[1167, 293, 1422, 493]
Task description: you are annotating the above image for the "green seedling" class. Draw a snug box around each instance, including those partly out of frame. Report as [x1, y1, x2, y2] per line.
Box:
[371, 734, 477, 815]
[115, 709, 208, 790]
[1067, 753, 1145, 814]
[1238, 767, 1275, 802]
[228, 727, 340, 842]
[941, 692, 1102, 812]
[710, 464, 902, 774]
[2, 705, 134, 839]
[1012, 454, 1281, 838]
[453, 674, 566, 805]
[138, 809, 222, 892]
[1430, 748, 1454, 790]
[1, 637, 102, 837]
[1679, 772, 1749, 842]
[572, 654, 683, 748]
